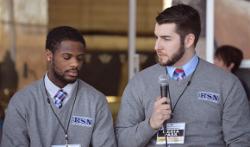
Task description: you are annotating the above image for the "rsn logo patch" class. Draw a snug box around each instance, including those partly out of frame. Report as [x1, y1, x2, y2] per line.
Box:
[71, 116, 94, 127]
[198, 91, 220, 104]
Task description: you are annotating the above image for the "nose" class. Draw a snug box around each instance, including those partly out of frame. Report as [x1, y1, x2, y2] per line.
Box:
[70, 57, 81, 69]
[154, 39, 161, 51]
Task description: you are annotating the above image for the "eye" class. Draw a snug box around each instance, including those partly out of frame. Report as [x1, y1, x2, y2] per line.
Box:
[162, 37, 171, 41]
[62, 54, 71, 60]
[77, 55, 84, 61]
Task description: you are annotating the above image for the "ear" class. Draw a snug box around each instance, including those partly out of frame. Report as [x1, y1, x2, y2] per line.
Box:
[228, 62, 235, 71]
[184, 33, 195, 49]
[45, 49, 53, 62]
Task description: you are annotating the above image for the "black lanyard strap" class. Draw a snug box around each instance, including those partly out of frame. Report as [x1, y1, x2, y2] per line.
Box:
[169, 58, 199, 113]
[44, 76, 79, 145]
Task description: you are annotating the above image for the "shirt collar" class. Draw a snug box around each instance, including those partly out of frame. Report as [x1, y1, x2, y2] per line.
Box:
[44, 73, 77, 98]
[166, 55, 199, 78]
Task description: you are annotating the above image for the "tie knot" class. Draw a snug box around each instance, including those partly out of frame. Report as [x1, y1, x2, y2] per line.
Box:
[175, 68, 184, 73]
[54, 89, 67, 98]
[173, 68, 185, 80]
[54, 89, 67, 108]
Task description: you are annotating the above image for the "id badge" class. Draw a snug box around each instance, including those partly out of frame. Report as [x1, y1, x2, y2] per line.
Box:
[156, 122, 185, 145]
[51, 144, 81, 147]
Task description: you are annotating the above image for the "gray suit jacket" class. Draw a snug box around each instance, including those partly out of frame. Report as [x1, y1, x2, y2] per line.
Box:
[116, 59, 250, 147]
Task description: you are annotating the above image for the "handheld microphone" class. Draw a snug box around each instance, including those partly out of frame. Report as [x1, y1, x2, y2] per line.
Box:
[158, 74, 172, 117]
[158, 74, 170, 144]
[158, 74, 169, 98]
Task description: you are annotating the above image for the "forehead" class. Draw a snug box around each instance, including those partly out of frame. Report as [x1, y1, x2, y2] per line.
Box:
[154, 23, 178, 36]
[56, 40, 85, 53]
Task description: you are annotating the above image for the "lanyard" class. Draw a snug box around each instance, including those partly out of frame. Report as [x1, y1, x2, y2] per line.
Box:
[43, 76, 79, 145]
[163, 59, 199, 146]
[169, 58, 199, 113]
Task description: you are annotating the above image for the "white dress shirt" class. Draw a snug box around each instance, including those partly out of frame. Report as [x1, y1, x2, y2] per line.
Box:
[44, 73, 77, 106]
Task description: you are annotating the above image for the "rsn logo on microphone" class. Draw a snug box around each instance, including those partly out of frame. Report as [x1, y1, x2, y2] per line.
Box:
[71, 116, 94, 127]
[197, 91, 220, 104]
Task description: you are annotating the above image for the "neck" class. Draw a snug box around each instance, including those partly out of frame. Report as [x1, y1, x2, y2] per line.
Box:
[174, 48, 195, 67]
[47, 71, 67, 88]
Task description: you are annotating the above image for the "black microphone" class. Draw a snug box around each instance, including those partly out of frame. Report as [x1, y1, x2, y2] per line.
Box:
[158, 74, 169, 98]
[158, 74, 172, 117]
[158, 74, 170, 144]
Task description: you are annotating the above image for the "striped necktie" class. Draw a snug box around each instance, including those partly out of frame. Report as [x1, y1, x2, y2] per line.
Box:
[173, 68, 185, 80]
[54, 89, 67, 108]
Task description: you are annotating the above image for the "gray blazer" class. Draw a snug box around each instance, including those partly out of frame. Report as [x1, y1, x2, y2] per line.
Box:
[116, 59, 250, 147]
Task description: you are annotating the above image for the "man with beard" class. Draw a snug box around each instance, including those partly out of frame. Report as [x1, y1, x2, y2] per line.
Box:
[115, 4, 250, 147]
[1, 26, 117, 147]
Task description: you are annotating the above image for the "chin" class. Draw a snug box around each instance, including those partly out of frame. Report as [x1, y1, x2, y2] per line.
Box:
[158, 58, 168, 66]
[65, 77, 77, 83]
[159, 62, 167, 66]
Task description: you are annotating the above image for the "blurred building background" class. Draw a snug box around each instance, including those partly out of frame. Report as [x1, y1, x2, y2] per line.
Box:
[0, 0, 250, 120]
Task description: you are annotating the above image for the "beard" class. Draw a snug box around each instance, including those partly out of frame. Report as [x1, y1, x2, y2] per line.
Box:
[51, 62, 78, 85]
[53, 69, 77, 84]
[158, 41, 185, 66]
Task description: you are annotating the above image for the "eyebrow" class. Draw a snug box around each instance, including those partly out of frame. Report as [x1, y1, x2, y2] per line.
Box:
[158, 35, 172, 39]
[61, 53, 85, 57]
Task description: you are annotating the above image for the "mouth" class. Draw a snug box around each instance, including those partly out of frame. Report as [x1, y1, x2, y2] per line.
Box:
[156, 50, 164, 56]
[66, 70, 79, 77]
[157, 52, 166, 59]
[157, 53, 163, 57]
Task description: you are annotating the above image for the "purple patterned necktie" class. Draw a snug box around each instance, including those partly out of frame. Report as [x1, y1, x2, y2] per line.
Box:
[54, 89, 67, 108]
[173, 68, 185, 80]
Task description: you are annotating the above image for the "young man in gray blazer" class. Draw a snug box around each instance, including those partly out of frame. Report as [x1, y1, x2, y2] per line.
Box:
[1, 26, 117, 147]
[116, 4, 250, 147]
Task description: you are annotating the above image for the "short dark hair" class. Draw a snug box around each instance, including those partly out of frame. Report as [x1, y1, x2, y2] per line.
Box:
[46, 26, 86, 53]
[156, 4, 201, 47]
[215, 45, 243, 73]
